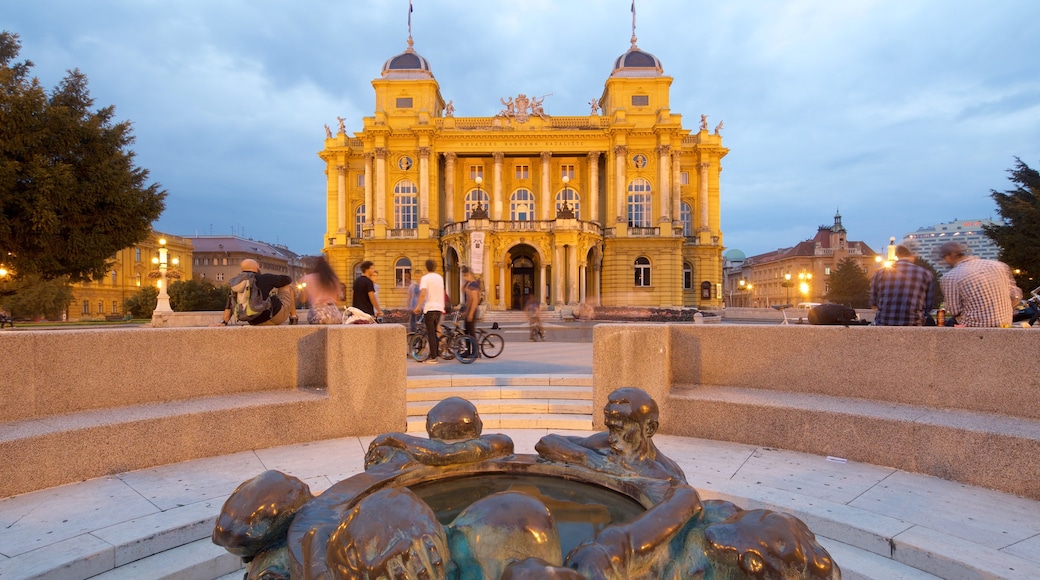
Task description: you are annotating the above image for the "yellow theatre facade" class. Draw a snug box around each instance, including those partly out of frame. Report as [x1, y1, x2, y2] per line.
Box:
[320, 36, 727, 314]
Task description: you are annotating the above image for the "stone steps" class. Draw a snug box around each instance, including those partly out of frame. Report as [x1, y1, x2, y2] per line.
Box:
[406, 375, 594, 432]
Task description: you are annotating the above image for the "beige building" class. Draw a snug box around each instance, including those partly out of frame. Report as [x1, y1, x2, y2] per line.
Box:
[320, 32, 727, 314]
[69, 231, 193, 320]
[725, 212, 879, 307]
[189, 236, 305, 287]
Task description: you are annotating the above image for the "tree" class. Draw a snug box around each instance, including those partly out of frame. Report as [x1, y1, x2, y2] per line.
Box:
[0, 31, 166, 283]
[124, 286, 158, 319]
[984, 158, 1040, 291]
[913, 256, 943, 308]
[826, 257, 870, 308]
[169, 279, 228, 311]
[0, 274, 73, 320]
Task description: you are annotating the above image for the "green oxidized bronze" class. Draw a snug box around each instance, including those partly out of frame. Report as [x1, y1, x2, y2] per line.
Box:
[213, 389, 840, 579]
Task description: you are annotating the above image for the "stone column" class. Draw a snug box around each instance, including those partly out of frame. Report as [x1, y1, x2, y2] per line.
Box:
[587, 151, 601, 223]
[569, 245, 578, 305]
[671, 151, 682, 228]
[657, 145, 671, 224]
[499, 261, 507, 309]
[364, 153, 374, 226]
[493, 152, 504, 221]
[614, 145, 627, 222]
[578, 263, 586, 304]
[594, 258, 602, 306]
[336, 165, 347, 233]
[540, 152, 552, 220]
[444, 152, 456, 224]
[375, 148, 388, 225]
[698, 161, 710, 231]
[418, 147, 431, 224]
[554, 244, 564, 306]
[539, 262, 547, 305]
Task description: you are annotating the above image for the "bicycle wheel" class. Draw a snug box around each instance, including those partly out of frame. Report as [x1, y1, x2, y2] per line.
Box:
[409, 333, 429, 361]
[454, 335, 478, 364]
[480, 333, 505, 358]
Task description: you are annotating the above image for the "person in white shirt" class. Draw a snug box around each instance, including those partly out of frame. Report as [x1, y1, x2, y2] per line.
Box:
[413, 258, 445, 363]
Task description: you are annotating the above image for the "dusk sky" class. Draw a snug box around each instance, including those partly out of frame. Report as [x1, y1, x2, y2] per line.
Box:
[6, 1, 1039, 257]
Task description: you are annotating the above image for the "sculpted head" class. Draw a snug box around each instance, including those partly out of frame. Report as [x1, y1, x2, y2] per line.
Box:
[704, 509, 839, 579]
[426, 396, 483, 441]
[447, 491, 562, 579]
[212, 470, 314, 559]
[326, 487, 449, 580]
[603, 388, 659, 456]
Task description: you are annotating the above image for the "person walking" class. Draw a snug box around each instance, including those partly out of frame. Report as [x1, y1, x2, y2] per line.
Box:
[938, 241, 1021, 327]
[413, 259, 445, 363]
[351, 261, 383, 318]
[406, 272, 421, 333]
[299, 256, 344, 324]
[461, 266, 481, 356]
[870, 245, 934, 326]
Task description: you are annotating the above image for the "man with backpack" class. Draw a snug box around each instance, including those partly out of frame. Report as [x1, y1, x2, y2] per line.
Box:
[218, 259, 297, 326]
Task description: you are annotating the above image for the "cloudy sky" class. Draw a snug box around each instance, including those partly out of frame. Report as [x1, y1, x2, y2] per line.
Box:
[6, 0, 1039, 257]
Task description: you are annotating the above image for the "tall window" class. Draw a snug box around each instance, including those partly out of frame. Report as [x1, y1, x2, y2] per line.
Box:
[683, 262, 693, 289]
[680, 202, 693, 236]
[634, 257, 651, 287]
[135, 248, 141, 262]
[356, 174, 365, 187]
[82, 300, 90, 314]
[560, 164, 575, 179]
[680, 171, 689, 185]
[394, 181, 418, 229]
[355, 204, 366, 238]
[111, 271, 117, 285]
[98, 301, 104, 314]
[556, 189, 580, 219]
[465, 187, 490, 218]
[510, 189, 535, 221]
[627, 178, 652, 227]
[395, 258, 412, 288]
[469, 165, 483, 180]
[515, 164, 529, 180]
[112, 300, 119, 314]
[216, 272, 225, 282]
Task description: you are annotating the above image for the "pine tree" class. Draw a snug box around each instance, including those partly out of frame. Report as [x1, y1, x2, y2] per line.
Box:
[826, 257, 871, 308]
[0, 31, 166, 282]
[984, 158, 1040, 292]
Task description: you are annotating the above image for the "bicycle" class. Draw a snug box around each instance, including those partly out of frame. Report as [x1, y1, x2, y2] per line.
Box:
[409, 313, 477, 364]
[474, 326, 505, 358]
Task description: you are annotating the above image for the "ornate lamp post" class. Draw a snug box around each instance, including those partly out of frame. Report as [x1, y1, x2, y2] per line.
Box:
[782, 272, 792, 305]
[151, 238, 179, 313]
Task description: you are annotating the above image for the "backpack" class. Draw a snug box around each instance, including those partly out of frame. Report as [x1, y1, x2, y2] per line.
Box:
[228, 272, 272, 322]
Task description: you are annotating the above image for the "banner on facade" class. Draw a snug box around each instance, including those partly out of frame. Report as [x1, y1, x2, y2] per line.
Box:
[470, 232, 485, 275]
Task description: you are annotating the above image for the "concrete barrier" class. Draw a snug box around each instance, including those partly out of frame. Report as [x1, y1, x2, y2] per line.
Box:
[0, 324, 406, 497]
[593, 323, 1040, 499]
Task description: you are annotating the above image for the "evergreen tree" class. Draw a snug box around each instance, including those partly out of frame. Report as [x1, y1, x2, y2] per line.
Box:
[0, 274, 74, 320]
[826, 257, 870, 308]
[984, 158, 1040, 291]
[0, 31, 166, 283]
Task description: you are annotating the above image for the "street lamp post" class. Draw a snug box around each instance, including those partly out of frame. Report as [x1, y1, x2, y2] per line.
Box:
[783, 273, 792, 305]
[798, 271, 812, 301]
[151, 238, 178, 313]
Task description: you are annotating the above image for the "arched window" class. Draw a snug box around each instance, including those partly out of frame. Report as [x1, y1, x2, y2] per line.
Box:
[556, 188, 580, 219]
[465, 187, 490, 218]
[510, 188, 535, 221]
[683, 262, 693, 289]
[394, 180, 418, 229]
[627, 178, 652, 227]
[634, 256, 651, 287]
[355, 204, 365, 238]
[395, 257, 412, 288]
[680, 202, 692, 236]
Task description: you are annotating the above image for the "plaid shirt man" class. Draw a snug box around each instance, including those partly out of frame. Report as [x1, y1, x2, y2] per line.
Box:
[870, 258, 934, 326]
[940, 255, 1017, 327]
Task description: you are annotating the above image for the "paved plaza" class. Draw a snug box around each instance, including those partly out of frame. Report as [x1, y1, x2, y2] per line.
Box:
[2, 325, 1040, 578]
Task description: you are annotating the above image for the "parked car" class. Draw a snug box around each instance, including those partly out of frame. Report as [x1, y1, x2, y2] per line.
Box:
[795, 302, 822, 310]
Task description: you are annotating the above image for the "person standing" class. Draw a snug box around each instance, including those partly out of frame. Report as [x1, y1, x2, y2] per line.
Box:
[461, 266, 481, 356]
[299, 255, 343, 325]
[938, 241, 1021, 327]
[870, 245, 934, 326]
[351, 261, 383, 318]
[406, 271, 421, 333]
[413, 258, 445, 364]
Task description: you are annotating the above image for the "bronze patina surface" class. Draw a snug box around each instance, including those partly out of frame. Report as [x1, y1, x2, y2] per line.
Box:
[214, 389, 840, 579]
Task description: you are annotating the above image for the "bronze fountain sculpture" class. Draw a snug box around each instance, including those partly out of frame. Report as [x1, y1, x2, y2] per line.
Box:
[214, 390, 840, 579]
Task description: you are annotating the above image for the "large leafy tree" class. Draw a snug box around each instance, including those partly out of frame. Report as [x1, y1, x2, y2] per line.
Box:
[0, 274, 74, 320]
[0, 31, 165, 282]
[826, 257, 871, 308]
[169, 279, 228, 312]
[984, 158, 1040, 291]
